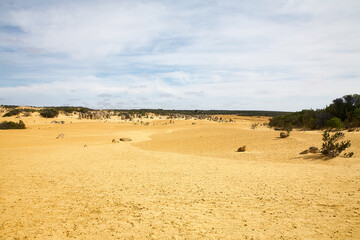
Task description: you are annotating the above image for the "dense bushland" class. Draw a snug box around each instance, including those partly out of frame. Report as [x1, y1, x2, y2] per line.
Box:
[269, 94, 360, 130]
[0, 120, 26, 129]
[52, 106, 91, 114]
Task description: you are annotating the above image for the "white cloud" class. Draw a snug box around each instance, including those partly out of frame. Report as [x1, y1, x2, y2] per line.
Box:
[0, 0, 359, 110]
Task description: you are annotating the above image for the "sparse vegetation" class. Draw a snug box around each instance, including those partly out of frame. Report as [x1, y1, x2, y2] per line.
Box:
[113, 109, 291, 117]
[0, 120, 26, 129]
[320, 130, 352, 158]
[40, 109, 59, 118]
[3, 109, 22, 117]
[251, 123, 259, 129]
[3, 108, 37, 117]
[0, 105, 19, 109]
[22, 112, 32, 117]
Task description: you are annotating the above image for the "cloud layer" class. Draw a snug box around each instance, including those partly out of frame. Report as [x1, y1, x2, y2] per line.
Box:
[0, 0, 359, 110]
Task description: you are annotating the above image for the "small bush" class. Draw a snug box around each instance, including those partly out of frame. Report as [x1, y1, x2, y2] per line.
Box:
[320, 130, 351, 158]
[0, 120, 26, 129]
[3, 109, 22, 117]
[344, 152, 354, 158]
[326, 117, 343, 129]
[40, 109, 59, 118]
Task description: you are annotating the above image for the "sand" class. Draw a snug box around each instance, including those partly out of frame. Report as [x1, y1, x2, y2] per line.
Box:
[0, 114, 359, 239]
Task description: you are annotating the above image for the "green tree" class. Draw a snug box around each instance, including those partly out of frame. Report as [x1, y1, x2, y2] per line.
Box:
[326, 117, 343, 129]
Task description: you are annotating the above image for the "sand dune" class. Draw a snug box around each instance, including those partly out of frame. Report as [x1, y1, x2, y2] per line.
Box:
[1, 115, 359, 239]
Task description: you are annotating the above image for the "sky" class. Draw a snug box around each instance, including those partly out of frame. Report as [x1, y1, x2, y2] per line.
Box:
[0, 0, 359, 111]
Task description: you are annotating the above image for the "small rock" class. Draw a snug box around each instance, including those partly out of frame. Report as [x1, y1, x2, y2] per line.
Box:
[280, 132, 289, 138]
[56, 133, 65, 139]
[309, 147, 319, 153]
[237, 145, 246, 152]
[112, 139, 118, 143]
[84, 144, 87, 147]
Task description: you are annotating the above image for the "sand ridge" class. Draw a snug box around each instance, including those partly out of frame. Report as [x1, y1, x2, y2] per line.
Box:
[1, 114, 359, 239]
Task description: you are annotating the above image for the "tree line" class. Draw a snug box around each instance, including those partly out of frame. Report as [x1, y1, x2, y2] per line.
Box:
[269, 94, 360, 130]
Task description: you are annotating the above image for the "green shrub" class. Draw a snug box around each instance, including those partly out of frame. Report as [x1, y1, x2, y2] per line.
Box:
[40, 109, 59, 118]
[320, 130, 351, 158]
[326, 117, 343, 129]
[3, 109, 22, 117]
[0, 120, 26, 129]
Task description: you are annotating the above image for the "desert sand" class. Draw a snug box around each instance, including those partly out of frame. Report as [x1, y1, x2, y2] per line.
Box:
[1, 114, 359, 239]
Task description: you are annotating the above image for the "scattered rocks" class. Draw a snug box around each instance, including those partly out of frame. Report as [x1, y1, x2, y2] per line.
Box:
[56, 133, 65, 139]
[237, 145, 246, 152]
[120, 138, 132, 142]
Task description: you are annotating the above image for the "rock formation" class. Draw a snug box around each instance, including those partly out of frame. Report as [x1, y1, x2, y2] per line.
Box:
[237, 145, 246, 152]
[280, 132, 290, 138]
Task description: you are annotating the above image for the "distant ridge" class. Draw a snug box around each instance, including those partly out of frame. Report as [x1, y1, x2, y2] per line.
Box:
[0, 105, 291, 117]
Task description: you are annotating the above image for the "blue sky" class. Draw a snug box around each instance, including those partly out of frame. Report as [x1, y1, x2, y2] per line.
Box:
[0, 0, 359, 110]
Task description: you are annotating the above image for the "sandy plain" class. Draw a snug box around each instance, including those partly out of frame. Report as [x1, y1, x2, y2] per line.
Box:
[0, 114, 359, 239]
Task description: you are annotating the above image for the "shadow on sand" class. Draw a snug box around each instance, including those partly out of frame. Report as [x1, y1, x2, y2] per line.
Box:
[291, 154, 332, 161]
[273, 136, 291, 140]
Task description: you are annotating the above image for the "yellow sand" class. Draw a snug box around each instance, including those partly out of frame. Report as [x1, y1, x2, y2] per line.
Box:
[1, 114, 359, 239]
